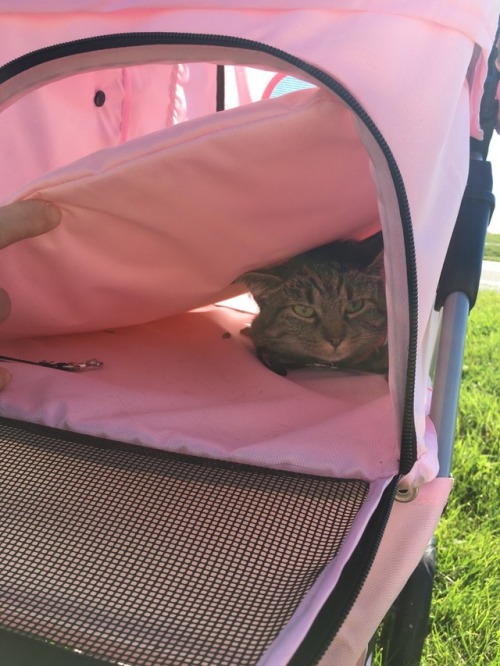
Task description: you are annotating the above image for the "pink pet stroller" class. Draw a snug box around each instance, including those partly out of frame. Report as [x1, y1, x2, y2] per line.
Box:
[0, 3, 498, 665]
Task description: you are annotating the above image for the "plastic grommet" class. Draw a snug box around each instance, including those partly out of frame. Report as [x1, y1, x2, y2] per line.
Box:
[395, 486, 419, 503]
[94, 90, 106, 107]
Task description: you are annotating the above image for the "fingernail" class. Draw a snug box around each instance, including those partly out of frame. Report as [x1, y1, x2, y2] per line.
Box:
[44, 203, 62, 227]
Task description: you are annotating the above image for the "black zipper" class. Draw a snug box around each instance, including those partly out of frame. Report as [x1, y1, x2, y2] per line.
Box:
[0, 32, 418, 473]
[0, 31, 418, 662]
[288, 476, 399, 666]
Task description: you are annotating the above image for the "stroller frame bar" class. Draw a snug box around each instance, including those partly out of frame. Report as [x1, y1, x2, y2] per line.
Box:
[431, 290, 470, 478]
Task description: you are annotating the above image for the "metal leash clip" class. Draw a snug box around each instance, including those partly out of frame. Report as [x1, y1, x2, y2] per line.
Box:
[0, 355, 103, 372]
[39, 358, 104, 372]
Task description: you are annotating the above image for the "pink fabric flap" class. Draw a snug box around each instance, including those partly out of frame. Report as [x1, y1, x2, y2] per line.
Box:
[0, 303, 399, 481]
[0, 87, 380, 339]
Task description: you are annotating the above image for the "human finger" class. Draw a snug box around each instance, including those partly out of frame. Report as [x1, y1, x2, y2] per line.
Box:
[0, 287, 11, 322]
[0, 200, 61, 249]
[0, 367, 12, 390]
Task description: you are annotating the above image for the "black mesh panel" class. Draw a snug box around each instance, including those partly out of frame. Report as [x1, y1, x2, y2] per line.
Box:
[0, 420, 369, 665]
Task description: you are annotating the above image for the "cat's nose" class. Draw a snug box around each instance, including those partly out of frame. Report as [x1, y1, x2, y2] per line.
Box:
[323, 324, 344, 348]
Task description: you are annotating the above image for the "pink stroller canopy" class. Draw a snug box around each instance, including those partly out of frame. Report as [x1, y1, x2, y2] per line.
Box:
[0, 2, 498, 664]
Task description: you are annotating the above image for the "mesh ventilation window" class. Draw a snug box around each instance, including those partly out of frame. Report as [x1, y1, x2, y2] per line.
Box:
[0, 420, 369, 665]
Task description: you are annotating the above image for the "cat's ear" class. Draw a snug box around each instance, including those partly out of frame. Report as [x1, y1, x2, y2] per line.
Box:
[367, 249, 385, 277]
[234, 270, 283, 302]
[359, 231, 383, 253]
[367, 250, 387, 312]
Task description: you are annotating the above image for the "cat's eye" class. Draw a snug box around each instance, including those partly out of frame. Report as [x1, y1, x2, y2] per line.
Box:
[291, 304, 316, 318]
[345, 299, 365, 315]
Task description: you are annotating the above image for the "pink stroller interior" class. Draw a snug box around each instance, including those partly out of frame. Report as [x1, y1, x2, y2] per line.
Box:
[0, 3, 498, 665]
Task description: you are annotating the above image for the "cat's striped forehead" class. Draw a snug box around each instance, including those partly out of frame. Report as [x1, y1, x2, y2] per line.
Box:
[282, 263, 375, 302]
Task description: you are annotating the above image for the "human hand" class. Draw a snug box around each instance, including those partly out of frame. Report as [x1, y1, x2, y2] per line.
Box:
[0, 200, 61, 389]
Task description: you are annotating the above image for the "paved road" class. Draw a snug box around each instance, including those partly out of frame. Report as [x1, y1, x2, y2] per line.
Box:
[480, 260, 500, 291]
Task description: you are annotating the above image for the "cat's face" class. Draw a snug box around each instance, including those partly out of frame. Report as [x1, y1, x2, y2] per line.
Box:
[239, 246, 387, 375]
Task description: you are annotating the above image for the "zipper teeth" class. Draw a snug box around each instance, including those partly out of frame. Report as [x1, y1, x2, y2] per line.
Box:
[0, 33, 419, 471]
[310, 478, 399, 665]
[285, 476, 399, 666]
[275, 55, 418, 474]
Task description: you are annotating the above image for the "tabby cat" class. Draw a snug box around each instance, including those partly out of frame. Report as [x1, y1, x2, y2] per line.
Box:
[237, 232, 388, 376]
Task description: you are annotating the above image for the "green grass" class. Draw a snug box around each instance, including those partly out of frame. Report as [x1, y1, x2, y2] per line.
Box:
[373, 290, 500, 665]
[422, 289, 500, 665]
[484, 232, 500, 261]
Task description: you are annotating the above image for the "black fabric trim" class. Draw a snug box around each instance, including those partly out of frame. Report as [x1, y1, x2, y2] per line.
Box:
[216, 64, 225, 111]
[288, 477, 398, 665]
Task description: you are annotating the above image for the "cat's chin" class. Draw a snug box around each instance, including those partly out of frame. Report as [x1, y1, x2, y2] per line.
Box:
[254, 344, 387, 376]
[312, 349, 349, 365]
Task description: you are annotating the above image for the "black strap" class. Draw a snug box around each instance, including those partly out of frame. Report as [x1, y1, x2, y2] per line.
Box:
[216, 64, 225, 112]
[470, 16, 500, 160]
[435, 159, 495, 311]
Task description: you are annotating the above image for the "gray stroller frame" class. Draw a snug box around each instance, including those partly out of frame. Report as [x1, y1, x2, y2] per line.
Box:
[366, 21, 499, 665]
